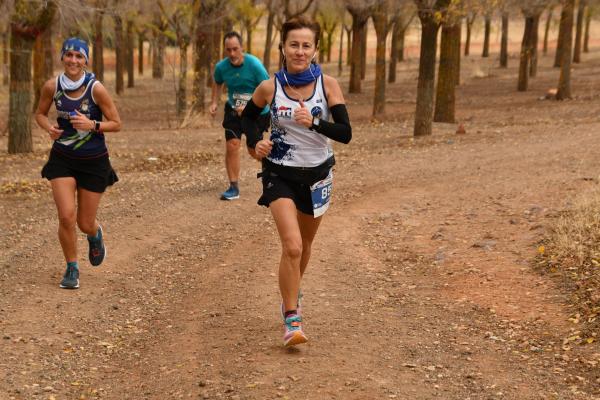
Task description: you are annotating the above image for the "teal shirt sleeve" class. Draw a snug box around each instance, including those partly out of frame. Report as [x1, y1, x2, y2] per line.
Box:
[214, 62, 223, 85]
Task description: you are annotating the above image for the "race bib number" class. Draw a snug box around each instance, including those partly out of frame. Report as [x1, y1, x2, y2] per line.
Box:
[232, 93, 252, 108]
[310, 169, 333, 218]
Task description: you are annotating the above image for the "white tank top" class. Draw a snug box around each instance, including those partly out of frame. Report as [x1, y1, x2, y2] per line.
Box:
[267, 75, 333, 167]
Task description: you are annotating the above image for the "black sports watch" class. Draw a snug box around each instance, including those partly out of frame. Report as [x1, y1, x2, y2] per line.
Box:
[94, 120, 101, 132]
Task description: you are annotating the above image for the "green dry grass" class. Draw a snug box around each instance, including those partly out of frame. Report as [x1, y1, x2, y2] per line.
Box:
[538, 190, 600, 341]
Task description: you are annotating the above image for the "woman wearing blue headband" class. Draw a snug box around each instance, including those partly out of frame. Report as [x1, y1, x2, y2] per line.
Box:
[242, 17, 352, 347]
[35, 37, 122, 290]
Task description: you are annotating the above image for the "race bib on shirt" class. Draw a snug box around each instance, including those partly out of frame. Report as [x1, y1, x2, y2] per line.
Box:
[310, 169, 333, 218]
[232, 93, 252, 108]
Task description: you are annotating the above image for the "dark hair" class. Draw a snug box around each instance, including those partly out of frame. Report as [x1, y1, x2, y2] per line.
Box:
[280, 16, 321, 48]
[223, 31, 243, 46]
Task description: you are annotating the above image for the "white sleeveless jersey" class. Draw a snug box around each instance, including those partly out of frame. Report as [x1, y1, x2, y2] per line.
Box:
[267, 75, 333, 167]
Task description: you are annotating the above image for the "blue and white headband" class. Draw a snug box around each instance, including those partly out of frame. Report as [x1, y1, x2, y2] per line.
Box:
[61, 37, 89, 64]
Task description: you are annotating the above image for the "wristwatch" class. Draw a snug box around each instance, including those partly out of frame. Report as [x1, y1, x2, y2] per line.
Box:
[310, 116, 321, 131]
[94, 120, 101, 132]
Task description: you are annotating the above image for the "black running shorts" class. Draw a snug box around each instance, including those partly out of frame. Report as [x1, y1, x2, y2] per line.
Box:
[41, 150, 118, 193]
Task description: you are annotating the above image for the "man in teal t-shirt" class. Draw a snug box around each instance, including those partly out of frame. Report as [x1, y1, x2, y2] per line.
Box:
[210, 32, 270, 201]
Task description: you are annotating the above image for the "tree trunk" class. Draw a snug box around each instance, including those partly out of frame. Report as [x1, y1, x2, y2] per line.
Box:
[554, 8, 568, 67]
[557, 0, 575, 100]
[33, 25, 52, 110]
[148, 39, 153, 70]
[114, 15, 124, 95]
[583, 7, 592, 53]
[482, 16, 491, 57]
[126, 19, 134, 88]
[327, 29, 334, 62]
[414, 17, 440, 136]
[177, 41, 188, 120]
[573, 0, 586, 63]
[348, 10, 368, 93]
[138, 33, 144, 75]
[543, 7, 553, 54]
[263, 7, 275, 72]
[8, 29, 34, 153]
[434, 23, 459, 123]
[500, 13, 509, 67]
[389, 18, 399, 83]
[518, 16, 534, 92]
[193, 4, 219, 113]
[371, 9, 387, 119]
[2, 29, 8, 85]
[465, 16, 474, 56]
[92, 8, 104, 82]
[398, 26, 406, 62]
[346, 27, 352, 66]
[246, 24, 253, 55]
[152, 13, 165, 79]
[529, 14, 540, 77]
[360, 23, 367, 80]
[454, 22, 461, 86]
[338, 26, 343, 76]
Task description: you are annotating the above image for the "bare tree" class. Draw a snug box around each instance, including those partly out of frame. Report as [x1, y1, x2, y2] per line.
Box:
[517, 1, 545, 91]
[92, 0, 106, 82]
[346, 2, 371, 93]
[434, 2, 462, 123]
[556, 0, 575, 100]
[371, 0, 395, 119]
[8, 0, 56, 153]
[389, 3, 416, 83]
[573, 0, 587, 63]
[413, 0, 450, 137]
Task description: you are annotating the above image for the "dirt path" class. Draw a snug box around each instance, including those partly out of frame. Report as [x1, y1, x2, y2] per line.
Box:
[2, 53, 600, 399]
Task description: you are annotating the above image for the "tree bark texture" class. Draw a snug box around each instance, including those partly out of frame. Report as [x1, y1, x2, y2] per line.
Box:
[434, 23, 459, 123]
[500, 13, 509, 67]
[8, 28, 34, 153]
[557, 0, 575, 100]
[263, 5, 275, 71]
[518, 16, 534, 91]
[2, 29, 8, 85]
[482, 16, 491, 57]
[371, 6, 388, 119]
[177, 41, 188, 120]
[347, 7, 368, 93]
[126, 19, 134, 88]
[33, 24, 52, 110]
[360, 23, 367, 80]
[193, 2, 220, 113]
[138, 33, 144, 75]
[529, 14, 540, 77]
[152, 13, 166, 79]
[583, 7, 592, 53]
[93, 7, 104, 82]
[414, 16, 440, 136]
[114, 15, 124, 95]
[573, 0, 586, 63]
[554, 8, 568, 67]
[388, 17, 400, 83]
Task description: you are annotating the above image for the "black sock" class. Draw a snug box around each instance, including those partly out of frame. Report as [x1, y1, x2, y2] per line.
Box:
[284, 310, 297, 318]
[230, 181, 239, 189]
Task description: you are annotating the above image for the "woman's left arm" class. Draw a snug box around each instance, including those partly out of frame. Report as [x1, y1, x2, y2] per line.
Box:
[312, 75, 352, 144]
[93, 82, 121, 133]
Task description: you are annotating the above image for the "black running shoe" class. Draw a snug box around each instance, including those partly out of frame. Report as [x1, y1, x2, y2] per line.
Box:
[87, 225, 106, 266]
[59, 264, 80, 289]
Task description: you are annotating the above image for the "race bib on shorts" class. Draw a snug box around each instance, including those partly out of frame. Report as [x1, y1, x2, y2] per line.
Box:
[232, 93, 252, 109]
[310, 169, 333, 218]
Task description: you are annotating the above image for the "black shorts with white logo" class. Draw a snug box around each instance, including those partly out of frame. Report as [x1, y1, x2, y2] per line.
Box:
[257, 158, 334, 216]
[222, 102, 270, 141]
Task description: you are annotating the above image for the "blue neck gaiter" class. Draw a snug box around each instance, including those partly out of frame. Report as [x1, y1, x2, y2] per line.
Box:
[275, 63, 322, 87]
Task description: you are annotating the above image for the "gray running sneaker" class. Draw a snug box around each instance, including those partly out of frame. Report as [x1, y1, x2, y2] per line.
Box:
[59, 264, 80, 289]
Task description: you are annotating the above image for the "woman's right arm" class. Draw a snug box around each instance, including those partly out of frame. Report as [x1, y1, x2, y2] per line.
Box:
[35, 79, 63, 140]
